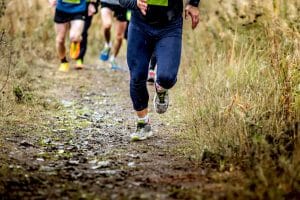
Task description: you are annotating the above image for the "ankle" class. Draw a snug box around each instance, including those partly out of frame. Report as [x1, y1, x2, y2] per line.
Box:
[137, 114, 149, 124]
[155, 83, 167, 93]
[61, 57, 67, 63]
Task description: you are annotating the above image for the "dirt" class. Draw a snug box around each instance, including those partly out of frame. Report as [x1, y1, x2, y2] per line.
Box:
[0, 59, 238, 200]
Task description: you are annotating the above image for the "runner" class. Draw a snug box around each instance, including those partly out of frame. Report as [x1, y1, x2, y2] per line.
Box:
[99, 0, 128, 70]
[75, 0, 100, 69]
[49, 0, 97, 72]
[147, 54, 156, 84]
[119, 0, 201, 141]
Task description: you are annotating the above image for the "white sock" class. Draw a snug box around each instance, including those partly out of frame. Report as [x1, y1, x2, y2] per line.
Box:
[104, 42, 112, 48]
[138, 115, 149, 124]
[109, 55, 115, 62]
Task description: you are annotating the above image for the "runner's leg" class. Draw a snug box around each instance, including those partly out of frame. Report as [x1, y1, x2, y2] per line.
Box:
[155, 21, 183, 89]
[55, 22, 69, 60]
[112, 20, 127, 57]
[127, 22, 153, 117]
[78, 15, 93, 61]
[70, 19, 84, 43]
[149, 54, 157, 71]
[101, 7, 113, 44]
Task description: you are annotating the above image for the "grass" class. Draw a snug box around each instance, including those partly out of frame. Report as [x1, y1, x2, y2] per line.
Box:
[173, 0, 300, 198]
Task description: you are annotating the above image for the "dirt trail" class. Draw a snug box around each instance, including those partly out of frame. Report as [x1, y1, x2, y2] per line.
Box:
[0, 60, 210, 200]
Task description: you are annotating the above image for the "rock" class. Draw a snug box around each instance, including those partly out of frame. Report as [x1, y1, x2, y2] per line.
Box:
[68, 160, 80, 165]
[20, 140, 34, 147]
[128, 162, 135, 168]
[40, 166, 56, 172]
[91, 161, 111, 169]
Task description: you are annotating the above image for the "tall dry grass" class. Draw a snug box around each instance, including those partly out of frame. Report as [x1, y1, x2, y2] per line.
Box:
[176, 0, 300, 197]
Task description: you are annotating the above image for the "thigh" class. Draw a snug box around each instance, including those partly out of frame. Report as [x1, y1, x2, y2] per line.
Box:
[55, 23, 69, 40]
[70, 19, 84, 36]
[101, 7, 113, 26]
[155, 34, 182, 78]
[127, 22, 153, 81]
[115, 20, 127, 37]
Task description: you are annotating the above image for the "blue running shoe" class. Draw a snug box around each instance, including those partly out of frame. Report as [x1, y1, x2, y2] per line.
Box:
[99, 46, 111, 61]
[110, 59, 123, 71]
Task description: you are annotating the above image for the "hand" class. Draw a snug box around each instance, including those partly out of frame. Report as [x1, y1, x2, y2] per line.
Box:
[48, 0, 56, 7]
[88, 3, 96, 16]
[185, 5, 200, 29]
[137, 0, 147, 15]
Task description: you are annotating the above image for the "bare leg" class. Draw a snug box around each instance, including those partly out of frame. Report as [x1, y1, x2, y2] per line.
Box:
[136, 108, 148, 118]
[112, 20, 127, 57]
[101, 8, 113, 44]
[55, 22, 69, 60]
[70, 19, 84, 42]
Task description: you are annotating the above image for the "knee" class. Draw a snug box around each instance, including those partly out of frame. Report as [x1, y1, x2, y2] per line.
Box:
[156, 73, 177, 89]
[115, 32, 124, 41]
[56, 36, 65, 45]
[103, 20, 112, 30]
[131, 75, 147, 86]
[70, 32, 81, 42]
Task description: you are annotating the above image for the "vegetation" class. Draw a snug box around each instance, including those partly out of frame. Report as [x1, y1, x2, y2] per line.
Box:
[177, 0, 300, 198]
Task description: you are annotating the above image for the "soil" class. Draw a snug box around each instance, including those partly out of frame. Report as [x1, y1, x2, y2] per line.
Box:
[0, 59, 236, 200]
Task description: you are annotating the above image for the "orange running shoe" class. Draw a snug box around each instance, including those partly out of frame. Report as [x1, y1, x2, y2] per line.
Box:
[70, 42, 80, 59]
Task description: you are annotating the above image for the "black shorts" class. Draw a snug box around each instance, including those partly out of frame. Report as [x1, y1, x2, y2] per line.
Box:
[100, 2, 127, 22]
[54, 9, 86, 24]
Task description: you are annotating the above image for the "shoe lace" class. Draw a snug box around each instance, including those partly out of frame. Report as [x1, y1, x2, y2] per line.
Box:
[136, 122, 146, 131]
[157, 91, 166, 103]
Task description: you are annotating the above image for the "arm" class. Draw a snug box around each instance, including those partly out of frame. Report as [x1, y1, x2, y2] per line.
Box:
[48, 0, 56, 7]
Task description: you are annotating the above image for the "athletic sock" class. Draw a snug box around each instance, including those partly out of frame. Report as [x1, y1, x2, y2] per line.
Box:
[137, 115, 149, 124]
[109, 55, 115, 62]
[61, 57, 67, 63]
[104, 42, 112, 49]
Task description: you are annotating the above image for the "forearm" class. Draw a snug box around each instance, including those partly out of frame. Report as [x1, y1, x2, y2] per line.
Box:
[119, 0, 138, 10]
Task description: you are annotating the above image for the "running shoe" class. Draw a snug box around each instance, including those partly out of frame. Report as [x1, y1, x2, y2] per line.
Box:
[59, 62, 70, 72]
[154, 87, 169, 114]
[70, 42, 80, 60]
[110, 59, 122, 71]
[147, 69, 155, 83]
[74, 59, 84, 70]
[130, 121, 152, 141]
[99, 46, 111, 61]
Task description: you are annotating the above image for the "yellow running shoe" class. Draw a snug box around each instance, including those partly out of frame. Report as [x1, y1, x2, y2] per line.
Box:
[74, 59, 84, 70]
[59, 62, 70, 72]
[70, 42, 80, 59]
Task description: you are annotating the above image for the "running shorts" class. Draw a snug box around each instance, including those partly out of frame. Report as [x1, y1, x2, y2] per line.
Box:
[100, 2, 127, 22]
[54, 9, 86, 23]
